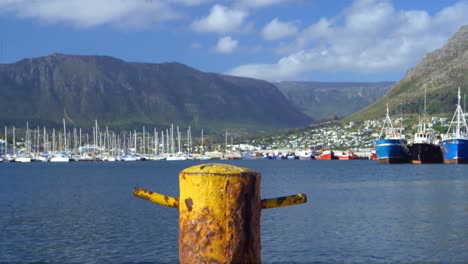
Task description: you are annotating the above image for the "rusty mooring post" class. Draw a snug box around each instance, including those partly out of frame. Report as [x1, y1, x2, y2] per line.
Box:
[134, 163, 307, 263]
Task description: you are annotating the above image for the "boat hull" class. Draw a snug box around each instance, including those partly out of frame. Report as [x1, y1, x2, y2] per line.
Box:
[409, 143, 443, 164]
[50, 156, 70, 162]
[375, 139, 409, 163]
[440, 139, 468, 164]
[315, 152, 334, 160]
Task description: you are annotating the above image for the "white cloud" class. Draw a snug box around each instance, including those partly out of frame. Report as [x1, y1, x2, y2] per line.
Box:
[0, 0, 180, 28]
[228, 0, 468, 81]
[235, 0, 290, 9]
[171, 0, 212, 6]
[261, 18, 298, 40]
[213, 36, 239, 53]
[191, 4, 247, 34]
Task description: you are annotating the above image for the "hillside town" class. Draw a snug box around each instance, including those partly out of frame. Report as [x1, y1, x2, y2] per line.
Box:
[231, 114, 463, 158]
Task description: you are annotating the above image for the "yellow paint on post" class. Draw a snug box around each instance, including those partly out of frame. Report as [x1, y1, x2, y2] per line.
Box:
[133, 163, 308, 263]
[261, 193, 307, 209]
[133, 187, 179, 208]
[178, 163, 261, 264]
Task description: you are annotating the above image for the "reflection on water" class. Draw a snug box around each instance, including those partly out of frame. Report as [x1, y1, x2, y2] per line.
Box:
[0, 161, 467, 262]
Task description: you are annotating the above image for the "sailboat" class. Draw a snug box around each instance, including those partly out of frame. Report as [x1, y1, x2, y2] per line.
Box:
[198, 129, 212, 160]
[166, 125, 187, 161]
[408, 87, 443, 164]
[440, 87, 468, 164]
[375, 105, 409, 163]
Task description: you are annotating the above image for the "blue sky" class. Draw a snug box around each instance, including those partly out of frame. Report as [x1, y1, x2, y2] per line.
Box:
[0, 0, 467, 82]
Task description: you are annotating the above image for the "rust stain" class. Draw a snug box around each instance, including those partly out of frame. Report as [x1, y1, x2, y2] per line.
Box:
[185, 198, 193, 212]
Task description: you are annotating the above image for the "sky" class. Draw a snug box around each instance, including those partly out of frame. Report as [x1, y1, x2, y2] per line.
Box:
[0, 0, 467, 82]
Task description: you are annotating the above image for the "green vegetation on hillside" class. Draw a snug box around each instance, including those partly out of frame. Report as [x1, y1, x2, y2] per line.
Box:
[348, 25, 468, 121]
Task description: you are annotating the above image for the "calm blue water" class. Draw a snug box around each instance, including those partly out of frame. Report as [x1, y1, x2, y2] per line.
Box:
[0, 160, 467, 263]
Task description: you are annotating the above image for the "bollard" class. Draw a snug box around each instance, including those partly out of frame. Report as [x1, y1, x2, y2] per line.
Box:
[134, 163, 307, 263]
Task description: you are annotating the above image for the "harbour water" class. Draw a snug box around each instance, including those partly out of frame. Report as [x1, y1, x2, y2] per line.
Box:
[0, 160, 467, 262]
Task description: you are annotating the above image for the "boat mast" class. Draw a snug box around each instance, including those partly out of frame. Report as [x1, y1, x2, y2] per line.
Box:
[63, 118, 66, 153]
[4, 126, 7, 155]
[423, 86, 427, 132]
[142, 126, 145, 155]
[225, 130, 228, 155]
[201, 129, 204, 155]
[457, 87, 461, 138]
[177, 126, 181, 153]
[162, 130, 165, 154]
[13, 126, 15, 155]
[153, 128, 158, 155]
[379, 104, 395, 139]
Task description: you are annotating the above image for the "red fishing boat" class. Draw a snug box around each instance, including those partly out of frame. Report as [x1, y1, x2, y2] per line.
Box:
[315, 149, 335, 160]
[337, 151, 358, 160]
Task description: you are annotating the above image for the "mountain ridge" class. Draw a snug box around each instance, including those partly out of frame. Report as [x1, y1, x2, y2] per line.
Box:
[275, 81, 394, 120]
[0, 53, 313, 132]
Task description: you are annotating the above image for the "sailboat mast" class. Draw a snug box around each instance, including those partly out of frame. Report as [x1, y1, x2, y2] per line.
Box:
[13, 126, 15, 155]
[26, 121, 29, 154]
[154, 128, 157, 155]
[201, 129, 204, 155]
[4, 126, 7, 155]
[63, 118, 66, 153]
[162, 130, 165, 154]
[177, 126, 181, 153]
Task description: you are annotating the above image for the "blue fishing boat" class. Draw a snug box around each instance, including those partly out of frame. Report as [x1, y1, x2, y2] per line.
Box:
[375, 105, 409, 163]
[440, 87, 468, 164]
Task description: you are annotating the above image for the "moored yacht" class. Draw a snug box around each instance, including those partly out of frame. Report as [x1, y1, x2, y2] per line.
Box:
[49, 152, 70, 162]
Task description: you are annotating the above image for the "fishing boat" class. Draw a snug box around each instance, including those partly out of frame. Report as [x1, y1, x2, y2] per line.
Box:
[315, 149, 335, 160]
[375, 105, 409, 163]
[408, 88, 443, 164]
[297, 150, 313, 160]
[337, 151, 358, 160]
[440, 87, 468, 164]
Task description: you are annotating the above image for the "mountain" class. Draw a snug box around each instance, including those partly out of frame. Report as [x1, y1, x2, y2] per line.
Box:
[0, 53, 312, 132]
[275, 81, 393, 120]
[350, 25, 468, 121]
